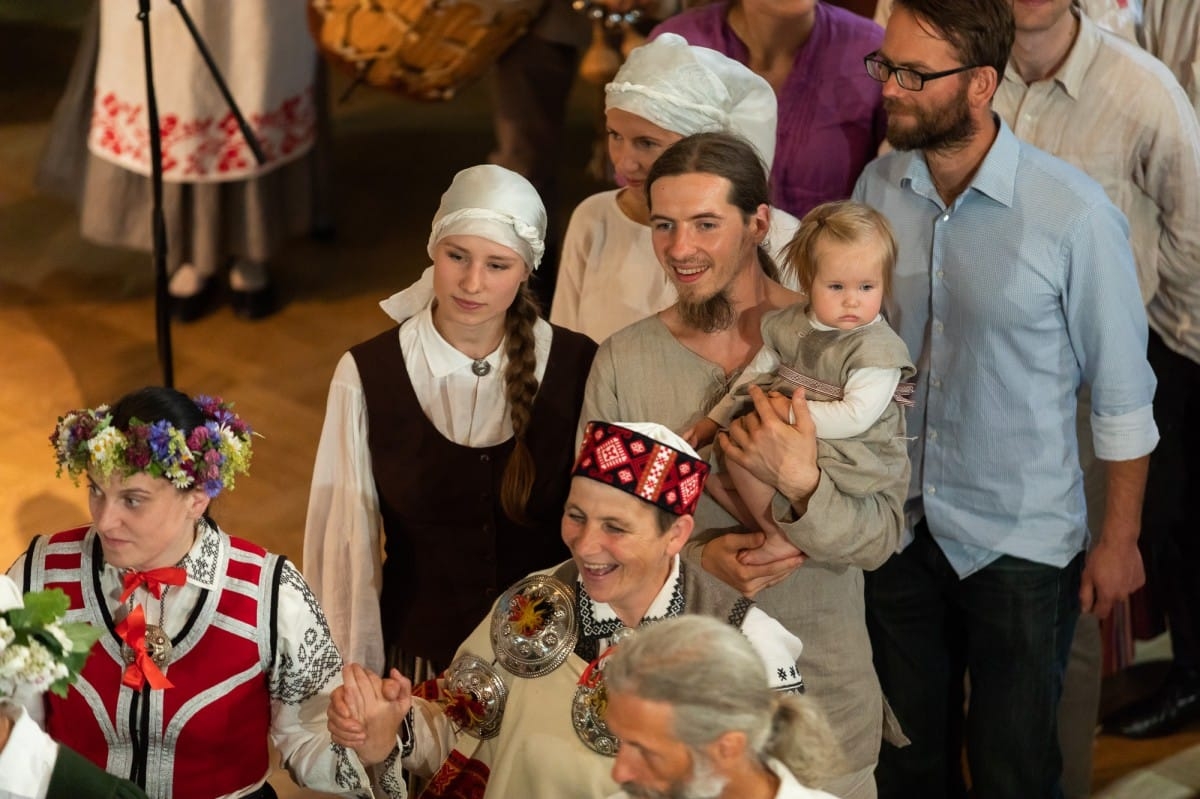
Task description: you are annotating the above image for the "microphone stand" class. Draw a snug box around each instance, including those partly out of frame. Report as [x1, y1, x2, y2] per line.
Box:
[135, 0, 266, 387]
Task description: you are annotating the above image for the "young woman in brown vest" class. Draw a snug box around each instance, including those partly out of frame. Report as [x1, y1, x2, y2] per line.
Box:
[304, 165, 597, 685]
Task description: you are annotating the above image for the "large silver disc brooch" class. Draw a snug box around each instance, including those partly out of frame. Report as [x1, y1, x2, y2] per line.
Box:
[571, 630, 635, 757]
[440, 654, 508, 740]
[490, 575, 578, 678]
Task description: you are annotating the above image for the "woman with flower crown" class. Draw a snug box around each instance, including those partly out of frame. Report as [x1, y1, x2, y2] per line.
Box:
[303, 164, 597, 690]
[6, 386, 374, 799]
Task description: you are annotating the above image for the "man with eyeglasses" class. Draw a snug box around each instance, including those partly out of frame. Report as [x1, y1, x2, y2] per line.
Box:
[991, 0, 1200, 792]
[852, 1, 1159, 798]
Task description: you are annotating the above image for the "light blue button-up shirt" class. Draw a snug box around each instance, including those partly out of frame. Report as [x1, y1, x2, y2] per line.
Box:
[853, 117, 1159, 577]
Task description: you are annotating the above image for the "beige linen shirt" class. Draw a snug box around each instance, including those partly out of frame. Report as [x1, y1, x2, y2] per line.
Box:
[1141, 0, 1200, 114]
[580, 315, 904, 799]
[996, 12, 1200, 365]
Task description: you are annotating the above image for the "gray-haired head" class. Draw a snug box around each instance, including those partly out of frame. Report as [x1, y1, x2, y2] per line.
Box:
[605, 615, 843, 787]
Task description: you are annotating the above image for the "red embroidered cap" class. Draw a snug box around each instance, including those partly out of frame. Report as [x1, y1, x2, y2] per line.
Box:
[573, 421, 709, 516]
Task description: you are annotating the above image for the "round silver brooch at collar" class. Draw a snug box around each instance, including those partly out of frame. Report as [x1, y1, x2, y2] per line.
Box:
[572, 678, 619, 756]
[490, 574, 578, 679]
[443, 654, 508, 740]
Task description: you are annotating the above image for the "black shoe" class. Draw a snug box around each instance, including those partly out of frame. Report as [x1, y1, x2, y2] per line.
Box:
[1104, 667, 1200, 739]
[168, 279, 218, 323]
[230, 283, 278, 320]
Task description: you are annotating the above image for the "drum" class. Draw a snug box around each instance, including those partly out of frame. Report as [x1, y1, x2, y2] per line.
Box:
[309, 0, 546, 101]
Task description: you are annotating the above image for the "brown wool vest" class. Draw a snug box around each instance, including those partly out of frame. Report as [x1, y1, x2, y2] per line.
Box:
[352, 324, 596, 666]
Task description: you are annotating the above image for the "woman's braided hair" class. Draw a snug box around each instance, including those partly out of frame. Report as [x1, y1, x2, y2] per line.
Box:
[499, 282, 542, 523]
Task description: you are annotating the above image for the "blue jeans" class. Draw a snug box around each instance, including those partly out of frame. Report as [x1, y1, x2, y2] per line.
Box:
[865, 522, 1082, 799]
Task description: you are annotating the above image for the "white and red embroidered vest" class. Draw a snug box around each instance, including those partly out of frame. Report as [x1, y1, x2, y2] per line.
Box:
[25, 526, 280, 799]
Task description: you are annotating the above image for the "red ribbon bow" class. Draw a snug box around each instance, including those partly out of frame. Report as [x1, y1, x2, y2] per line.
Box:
[120, 566, 187, 603]
[577, 644, 618, 690]
[115, 604, 174, 691]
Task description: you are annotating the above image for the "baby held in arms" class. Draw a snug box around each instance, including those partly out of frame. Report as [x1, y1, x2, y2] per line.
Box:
[686, 200, 916, 562]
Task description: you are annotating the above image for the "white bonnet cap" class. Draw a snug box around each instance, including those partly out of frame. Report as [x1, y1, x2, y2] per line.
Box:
[426, 164, 547, 271]
[605, 33, 778, 170]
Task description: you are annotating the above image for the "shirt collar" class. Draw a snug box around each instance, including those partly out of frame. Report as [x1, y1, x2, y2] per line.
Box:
[412, 303, 503, 379]
[901, 114, 1019, 209]
[1002, 9, 1095, 100]
[180, 521, 221, 590]
[1056, 11, 1101, 99]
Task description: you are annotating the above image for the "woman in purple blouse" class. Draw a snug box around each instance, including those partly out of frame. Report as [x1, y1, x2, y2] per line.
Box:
[651, 0, 886, 218]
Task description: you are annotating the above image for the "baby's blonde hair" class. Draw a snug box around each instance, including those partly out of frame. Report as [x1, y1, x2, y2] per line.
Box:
[782, 201, 897, 299]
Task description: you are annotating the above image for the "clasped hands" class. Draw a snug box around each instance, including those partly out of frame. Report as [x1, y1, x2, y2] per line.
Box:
[328, 664, 412, 766]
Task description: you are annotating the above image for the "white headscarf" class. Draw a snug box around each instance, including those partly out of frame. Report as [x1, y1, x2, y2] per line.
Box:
[605, 33, 779, 170]
[426, 164, 547, 270]
[382, 164, 547, 321]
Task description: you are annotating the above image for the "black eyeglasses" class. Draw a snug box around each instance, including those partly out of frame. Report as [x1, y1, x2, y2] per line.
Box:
[864, 52, 978, 91]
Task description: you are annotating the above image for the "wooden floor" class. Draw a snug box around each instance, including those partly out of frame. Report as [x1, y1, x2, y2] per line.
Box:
[2, 11, 1199, 798]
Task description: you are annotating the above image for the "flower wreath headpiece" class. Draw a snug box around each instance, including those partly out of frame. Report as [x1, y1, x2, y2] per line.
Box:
[50, 395, 254, 498]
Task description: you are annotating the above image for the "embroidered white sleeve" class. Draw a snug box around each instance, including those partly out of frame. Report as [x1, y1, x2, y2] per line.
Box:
[397, 696, 461, 779]
[268, 561, 372, 797]
[741, 607, 805, 693]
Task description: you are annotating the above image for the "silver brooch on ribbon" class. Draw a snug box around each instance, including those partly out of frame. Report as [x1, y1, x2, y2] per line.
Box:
[571, 630, 635, 757]
[490, 575, 578, 678]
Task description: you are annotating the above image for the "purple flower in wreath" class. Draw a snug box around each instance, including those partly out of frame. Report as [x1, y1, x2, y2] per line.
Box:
[147, 421, 175, 462]
[193, 395, 221, 415]
[203, 478, 223, 498]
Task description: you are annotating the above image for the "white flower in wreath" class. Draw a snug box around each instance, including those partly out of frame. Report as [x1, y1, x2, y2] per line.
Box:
[86, 425, 126, 469]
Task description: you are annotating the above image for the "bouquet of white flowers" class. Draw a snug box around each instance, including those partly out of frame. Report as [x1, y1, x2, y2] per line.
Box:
[0, 588, 103, 698]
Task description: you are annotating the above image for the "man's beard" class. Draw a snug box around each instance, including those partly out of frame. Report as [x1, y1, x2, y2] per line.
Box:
[884, 85, 975, 153]
[677, 290, 735, 334]
[619, 752, 728, 799]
